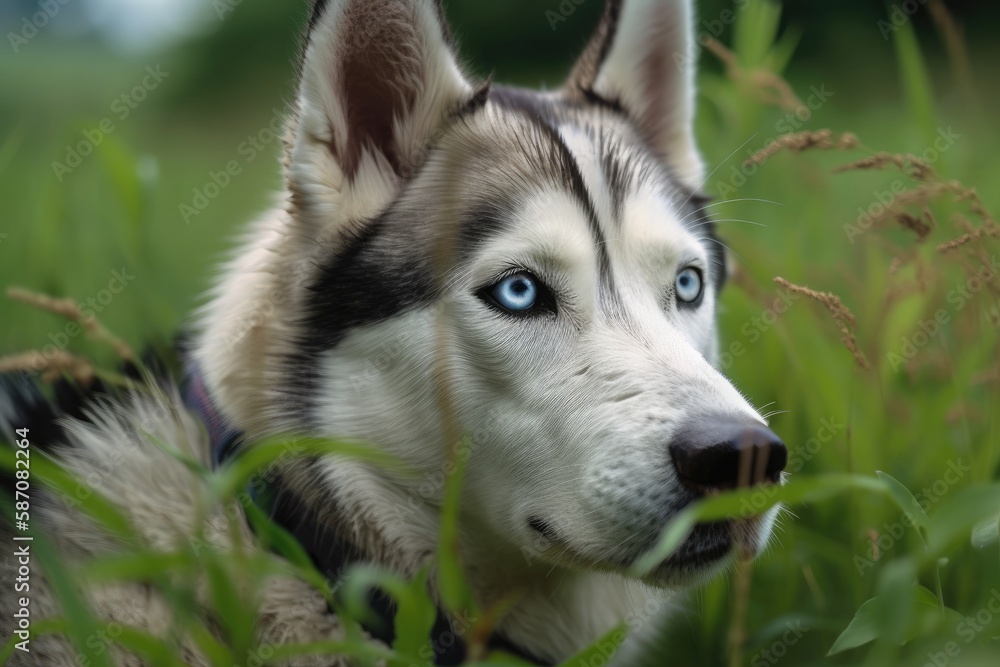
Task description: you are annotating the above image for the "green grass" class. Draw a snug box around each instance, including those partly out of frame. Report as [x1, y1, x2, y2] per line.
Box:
[2, 1, 1000, 665]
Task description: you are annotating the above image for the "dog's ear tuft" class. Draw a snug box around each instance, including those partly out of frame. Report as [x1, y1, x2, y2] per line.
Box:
[566, 0, 704, 191]
[290, 0, 473, 228]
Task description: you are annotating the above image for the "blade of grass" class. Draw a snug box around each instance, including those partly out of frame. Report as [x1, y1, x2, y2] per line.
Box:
[631, 474, 887, 576]
[892, 18, 940, 152]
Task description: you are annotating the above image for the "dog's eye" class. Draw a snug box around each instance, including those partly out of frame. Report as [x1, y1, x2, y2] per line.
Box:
[492, 273, 538, 311]
[675, 267, 704, 306]
[479, 272, 556, 317]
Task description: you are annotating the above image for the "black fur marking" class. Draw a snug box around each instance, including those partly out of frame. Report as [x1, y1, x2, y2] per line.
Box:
[489, 86, 616, 292]
[307, 0, 331, 37]
[285, 208, 437, 423]
[581, 88, 625, 116]
[458, 75, 494, 118]
[457, 201, 513, 263]
[303, 211, 436, 352]
[593, 0, 624, 79]
[528, 516, 560, 542]
[431, 0, 455, 47]
[569, 0, 625, 102]
[0, 348, 177, 501]
[262, 467, 553, 665]
[0, 374, 71, 455]
[598, 131, 637, 224]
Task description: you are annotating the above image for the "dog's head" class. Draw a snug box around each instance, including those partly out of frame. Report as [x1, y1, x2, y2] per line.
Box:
[196, 0, 786, 588]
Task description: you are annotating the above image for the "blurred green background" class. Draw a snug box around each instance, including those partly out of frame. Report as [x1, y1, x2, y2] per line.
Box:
[2, 1, 999, 666]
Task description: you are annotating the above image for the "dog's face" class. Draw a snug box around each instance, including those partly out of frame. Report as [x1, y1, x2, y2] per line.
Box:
[216, 0, 786, 588]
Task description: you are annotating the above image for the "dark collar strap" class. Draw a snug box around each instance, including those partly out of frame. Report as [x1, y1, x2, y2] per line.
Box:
[182, 365, 551, 666]
[183, 363, 243, 468]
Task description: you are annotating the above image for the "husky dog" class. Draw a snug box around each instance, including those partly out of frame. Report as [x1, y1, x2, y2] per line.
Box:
[1, 0, 787, 664]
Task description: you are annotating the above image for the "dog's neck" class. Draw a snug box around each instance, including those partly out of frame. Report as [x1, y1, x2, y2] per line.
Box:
[304, 459, 672, 664]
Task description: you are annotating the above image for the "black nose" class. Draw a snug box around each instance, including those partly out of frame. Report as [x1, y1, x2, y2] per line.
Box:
[668, 417, 787, 492]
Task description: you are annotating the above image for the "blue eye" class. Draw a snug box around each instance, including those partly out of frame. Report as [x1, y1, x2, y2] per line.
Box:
[492, 273, 538, 312]
[676, 268, 704, 305]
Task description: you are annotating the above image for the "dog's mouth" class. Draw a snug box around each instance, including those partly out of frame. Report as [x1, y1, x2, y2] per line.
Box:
[662, 521, 733, 567]
[641, 514, 771, 585]
[527, 511, 770, 583]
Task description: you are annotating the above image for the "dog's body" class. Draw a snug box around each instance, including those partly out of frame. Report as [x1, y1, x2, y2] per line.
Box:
[1, 1, 788, 664]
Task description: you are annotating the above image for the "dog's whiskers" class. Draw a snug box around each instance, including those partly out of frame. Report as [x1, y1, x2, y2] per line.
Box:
[678, 197, 785, 225]
[690, 233, 747, 264]
[687, 217, 767, 230]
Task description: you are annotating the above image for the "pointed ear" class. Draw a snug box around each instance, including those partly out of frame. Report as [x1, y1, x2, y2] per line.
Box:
[289, 0, 476, 228]
[565, 0, 704, 191]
